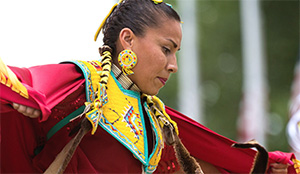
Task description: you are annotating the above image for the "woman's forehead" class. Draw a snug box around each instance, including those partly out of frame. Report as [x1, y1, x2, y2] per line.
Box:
[144, 19, 182, 44]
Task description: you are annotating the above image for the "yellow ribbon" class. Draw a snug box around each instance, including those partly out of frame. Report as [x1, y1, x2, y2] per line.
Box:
[94, 0, 123, 41]
[0, 58, 28, 99]
[94, 0, 164, 41]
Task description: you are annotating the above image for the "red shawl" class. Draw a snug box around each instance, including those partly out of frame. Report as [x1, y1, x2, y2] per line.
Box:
[1, 63, 298, 173]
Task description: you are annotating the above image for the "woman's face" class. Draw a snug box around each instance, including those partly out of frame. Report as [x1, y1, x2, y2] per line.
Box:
[129, 18, 182, 95]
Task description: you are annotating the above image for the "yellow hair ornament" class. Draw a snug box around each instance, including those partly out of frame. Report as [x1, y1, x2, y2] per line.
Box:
[94, 0, 167, 41]
[0, 57, 28, 99]
[152, 0, 163, 4]
[94, 0, 124, 41]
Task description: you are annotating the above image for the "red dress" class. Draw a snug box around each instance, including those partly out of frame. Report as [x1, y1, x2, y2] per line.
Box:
[1, 64, 298, 173]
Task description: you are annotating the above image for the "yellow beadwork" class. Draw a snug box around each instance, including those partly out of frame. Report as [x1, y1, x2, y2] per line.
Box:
[103, 75, 146, 157]
[0, 57, 28, 99]
[86, 51, 112, 134]
[76, 51, 112, 135]
[76, 60, 105, 134]
[80, 60, 101, 93]
[69, 57, 180, 172]
[85, 83, 107, 135]
[100, 74, 165, 172]
[118, 49, 137, 76]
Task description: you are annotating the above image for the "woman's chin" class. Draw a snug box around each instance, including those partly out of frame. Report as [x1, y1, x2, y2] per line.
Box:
[143, 89, 160, 96]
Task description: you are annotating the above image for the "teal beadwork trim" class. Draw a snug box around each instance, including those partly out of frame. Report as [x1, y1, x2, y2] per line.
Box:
[34, 105, 86, 156]
[47, 105, 86, 140]
[63, 60, 95, 103]
[143, 102, 162, 173]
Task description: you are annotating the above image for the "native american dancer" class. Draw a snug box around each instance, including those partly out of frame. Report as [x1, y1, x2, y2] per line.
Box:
[1, 0, 299, 173]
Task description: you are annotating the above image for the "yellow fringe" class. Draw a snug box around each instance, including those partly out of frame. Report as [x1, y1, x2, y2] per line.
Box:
[0, 58, 28, 99]
[142, 94, 179, 135]
[293, 158, 300, 174]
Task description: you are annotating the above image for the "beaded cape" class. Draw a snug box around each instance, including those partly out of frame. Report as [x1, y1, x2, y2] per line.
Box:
[68, 60, 165, 173]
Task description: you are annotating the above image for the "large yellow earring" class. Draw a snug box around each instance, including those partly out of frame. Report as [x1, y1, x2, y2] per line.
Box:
[118, 49, 137, 76]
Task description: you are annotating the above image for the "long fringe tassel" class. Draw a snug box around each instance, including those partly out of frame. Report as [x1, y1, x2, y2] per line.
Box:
[232, 139, 269, 174]
[160, 118, 203, 173]
[144, 95, 204, 174]
[44, 119, 92, 174]
[172, 131, 204, 174]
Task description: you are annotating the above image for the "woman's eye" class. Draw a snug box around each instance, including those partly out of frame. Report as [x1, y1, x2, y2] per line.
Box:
[162, 47, 171, 54]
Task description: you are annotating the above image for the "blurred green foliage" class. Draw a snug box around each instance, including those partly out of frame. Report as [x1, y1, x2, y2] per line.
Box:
[159, 0, 299, 152]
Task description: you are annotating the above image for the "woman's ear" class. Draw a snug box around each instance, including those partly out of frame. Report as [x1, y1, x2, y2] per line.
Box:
[119, 28, 135, 50]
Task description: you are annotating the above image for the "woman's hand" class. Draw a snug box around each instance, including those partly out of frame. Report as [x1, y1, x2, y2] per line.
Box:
[12, 103, 41, 118]
[269, 163, 290, 174]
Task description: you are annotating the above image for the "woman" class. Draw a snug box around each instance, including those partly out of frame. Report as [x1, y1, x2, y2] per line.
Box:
[1, 0, 297, 173]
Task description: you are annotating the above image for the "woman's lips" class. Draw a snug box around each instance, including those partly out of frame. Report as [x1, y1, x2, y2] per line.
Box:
[159, 77, 168, 85]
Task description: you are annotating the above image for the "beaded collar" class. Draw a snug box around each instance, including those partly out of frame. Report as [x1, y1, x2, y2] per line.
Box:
[64, 60, 177, 173]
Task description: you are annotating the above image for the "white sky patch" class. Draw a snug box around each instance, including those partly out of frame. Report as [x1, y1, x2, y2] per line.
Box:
[0, 0, 113, 67]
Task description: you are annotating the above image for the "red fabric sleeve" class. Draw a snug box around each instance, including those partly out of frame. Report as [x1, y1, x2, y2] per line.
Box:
[0, 64, 85, 121]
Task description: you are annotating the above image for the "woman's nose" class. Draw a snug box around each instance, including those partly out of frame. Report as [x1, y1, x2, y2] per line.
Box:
[167, 54, 178, 73]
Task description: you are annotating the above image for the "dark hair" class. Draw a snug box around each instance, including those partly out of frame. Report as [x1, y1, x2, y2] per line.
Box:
[101, 0, 181, 57]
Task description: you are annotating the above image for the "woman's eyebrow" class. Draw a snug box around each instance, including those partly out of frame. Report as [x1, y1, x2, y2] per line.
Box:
[167, 39, 178, 48]
[167, 38, 181, 51]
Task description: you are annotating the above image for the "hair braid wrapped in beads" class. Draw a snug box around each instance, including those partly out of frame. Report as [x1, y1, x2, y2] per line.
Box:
[99, 45, 113, 88]
[44, 46, 115, 174]
[142, 94, 204, 174]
